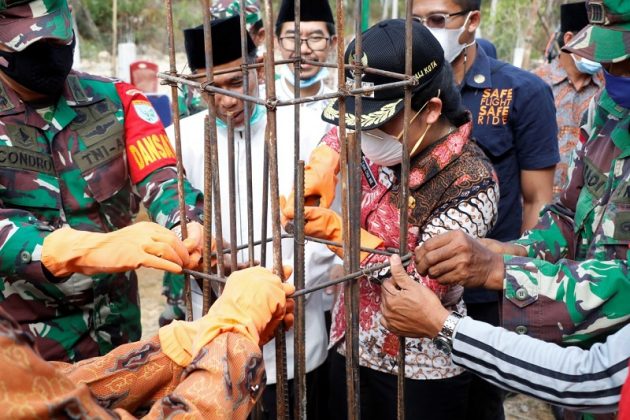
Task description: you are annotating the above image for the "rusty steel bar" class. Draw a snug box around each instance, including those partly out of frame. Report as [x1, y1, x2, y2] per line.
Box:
[158, 72, 268, 105]
[260, 0, 289, 418]
[201, 0, 226, 314]
[184, 252, 412, 298]
[396, 3, 415, 419]
[179, 58, 297, 78]
[226, 115, 238, 271]
[236, 1, 256, 266]
[294, 161, 307, 419]
[206, 233, 394, 258]
[344, 1, 364, 419]
[159, 70, 416, 109]
[164, 0, 193, 321]
[291, 0, 308, 418]
[260, 138, 270, 266]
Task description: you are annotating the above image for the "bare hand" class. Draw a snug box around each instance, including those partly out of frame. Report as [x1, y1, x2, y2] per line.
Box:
[414, 230, 505, 290]
[380, 255, 449, 339]
[478, 238, 528, 256]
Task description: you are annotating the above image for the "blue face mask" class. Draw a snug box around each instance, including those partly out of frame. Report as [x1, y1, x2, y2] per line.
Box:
[571, 54, 602, 75]
[279, 64, 329, 88]
[216, 103, 265, 129]
[603, 68, 630, 109]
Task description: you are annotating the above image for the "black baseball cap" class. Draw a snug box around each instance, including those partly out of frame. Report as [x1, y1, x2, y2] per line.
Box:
[322, 19, 446, 130]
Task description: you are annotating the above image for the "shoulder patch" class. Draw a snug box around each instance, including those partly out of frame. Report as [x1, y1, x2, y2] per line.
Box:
[132, 100, 160, 124]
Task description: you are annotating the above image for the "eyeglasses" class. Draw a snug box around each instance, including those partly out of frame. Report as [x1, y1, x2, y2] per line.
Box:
[413, 10, 470, 29]
[279, 36, 330, 51]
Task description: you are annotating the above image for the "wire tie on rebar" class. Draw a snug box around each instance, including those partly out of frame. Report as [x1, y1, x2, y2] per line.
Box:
[265, 98, 278, 111]
[200, 80, 215, 92]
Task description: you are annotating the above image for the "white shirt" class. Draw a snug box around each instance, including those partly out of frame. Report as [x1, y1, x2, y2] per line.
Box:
[276, 75, 340, 312]
[167, 103, 335, 383]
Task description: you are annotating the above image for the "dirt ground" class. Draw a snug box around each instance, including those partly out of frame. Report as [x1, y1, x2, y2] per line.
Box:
[137, 267, 553, 419]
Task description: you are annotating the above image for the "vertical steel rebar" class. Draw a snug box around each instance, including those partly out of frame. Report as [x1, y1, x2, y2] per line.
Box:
[202, 0, 225, 314]
[345, 1, 364, 418]
[261, 0, 289, 418]
[238, 0, 256, 266]
[396, 3, 415, 419]
[164, 0, 192, 321]
[227, 115, 238, 272]
[294, 161, 307, 420]
[290, 0, 308, 418]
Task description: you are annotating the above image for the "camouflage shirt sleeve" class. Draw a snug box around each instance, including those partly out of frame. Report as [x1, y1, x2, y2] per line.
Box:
[501, 255, 630, 344]
[0, 205, 55, 282]
[115, 82, 204, 229]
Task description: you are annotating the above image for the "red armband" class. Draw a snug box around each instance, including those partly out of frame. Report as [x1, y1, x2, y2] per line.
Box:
[115, 82, 177, 183]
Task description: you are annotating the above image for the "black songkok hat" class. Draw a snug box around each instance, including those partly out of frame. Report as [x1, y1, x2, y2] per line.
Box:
[322, 19, 446, 131]
[275, 0, 334, 33]
[184, 14, 256, 71]
[560, 2, 589, 33]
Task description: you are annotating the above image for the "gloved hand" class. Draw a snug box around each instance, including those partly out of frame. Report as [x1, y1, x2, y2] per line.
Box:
[282, 204, 383, 261]
[283, 144, 339, 221]
[174, 221, 217, 270]
[41, 222, 190, 277]
[159, 265, 295, 366]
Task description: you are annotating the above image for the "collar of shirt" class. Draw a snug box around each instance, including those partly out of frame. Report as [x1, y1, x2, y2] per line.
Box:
[547, 58, 605, 90]
[461, 45, 493, 90]
[0, 72, 103, 133]
[597, 90, 630, 157]
[408, 121, 472, 190]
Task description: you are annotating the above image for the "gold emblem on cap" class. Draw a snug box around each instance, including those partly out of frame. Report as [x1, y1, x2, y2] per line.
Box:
[474, 74, 485, 84]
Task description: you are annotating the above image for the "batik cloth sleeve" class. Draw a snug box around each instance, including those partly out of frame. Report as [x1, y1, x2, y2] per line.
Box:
[115, 82, 204, 229]
[0, 306, 263, 419]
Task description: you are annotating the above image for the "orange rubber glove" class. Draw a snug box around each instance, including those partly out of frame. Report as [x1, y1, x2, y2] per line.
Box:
[41, 222, 190, 277]
[159, 265, 295, 366]
[283, 144, 340, 221]
[283, 204, 383, 262]
[174, 221, 217, 269]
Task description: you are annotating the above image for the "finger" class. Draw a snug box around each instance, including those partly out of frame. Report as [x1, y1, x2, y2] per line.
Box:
[143, 242, 185, 267]
[425, 254, 466, 283]
[380, 278, 399, 296]
[283, 313, 295, 331]
[184, 251, 202, 270]
[389, 254, 413, 289]
[141, 254, 184, 273]
[421, 231, 461, 253]
[149, 232, 191, 266]
[280, 195, 295, 220]
[281, 282, 296, 296]
[282, 265, 293, 280]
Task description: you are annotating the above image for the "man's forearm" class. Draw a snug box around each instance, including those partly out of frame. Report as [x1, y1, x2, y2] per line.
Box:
[452, 318, 629, 413]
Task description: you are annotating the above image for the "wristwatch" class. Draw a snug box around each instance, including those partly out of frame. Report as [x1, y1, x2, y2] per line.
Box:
[433, 311, 464, 355]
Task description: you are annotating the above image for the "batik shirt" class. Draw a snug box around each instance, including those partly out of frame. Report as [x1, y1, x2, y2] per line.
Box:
[325, 122, 499, 379]
[0, 71, 203, 362]
[533, 58, 603, 198]
[504, 90, 630, 344]
[0, 307, 263, 419]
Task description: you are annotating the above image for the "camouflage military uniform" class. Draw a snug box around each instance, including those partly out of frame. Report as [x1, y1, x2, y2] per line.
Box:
[501, 89, 630, 344]
[0, 71, 204, 362]
[177, 84, 206, 118]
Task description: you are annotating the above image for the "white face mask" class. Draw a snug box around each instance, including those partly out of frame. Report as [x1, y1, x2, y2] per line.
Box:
[427, 13, 474, 63]
[361, 128, 404, 166]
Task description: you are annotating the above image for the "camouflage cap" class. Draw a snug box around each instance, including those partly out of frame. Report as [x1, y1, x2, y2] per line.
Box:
[0, 0, 72, 51]
[563, 0, 630, 63]
[211, 0, 261, 31]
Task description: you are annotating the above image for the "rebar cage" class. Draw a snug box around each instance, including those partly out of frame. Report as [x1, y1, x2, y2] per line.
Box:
[159, 1, 420, 418]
